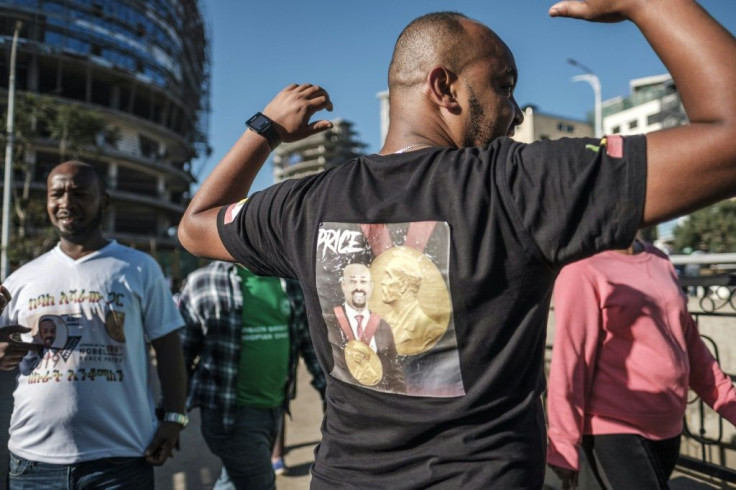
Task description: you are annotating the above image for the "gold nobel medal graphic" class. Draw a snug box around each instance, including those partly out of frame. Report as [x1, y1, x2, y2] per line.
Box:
[370, 246, 451, 356]
[344, 340, 383, 386]
[105, 310, 126, 342]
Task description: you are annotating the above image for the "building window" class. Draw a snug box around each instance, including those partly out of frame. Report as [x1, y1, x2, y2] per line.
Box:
[139, 134, 159, 159]
[647, 113, 664, 126]
[611, 126, 621, 134]
[556, 122, 575, 133]
[629, 120, 638, 129]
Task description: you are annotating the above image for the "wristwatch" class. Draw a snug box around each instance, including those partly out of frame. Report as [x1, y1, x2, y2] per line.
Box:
[246, 112, 281, 150]
[163, 412, 189, 428]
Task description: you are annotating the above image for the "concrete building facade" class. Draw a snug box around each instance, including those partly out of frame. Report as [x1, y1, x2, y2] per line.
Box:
[602, 74, 686, 136]
[272, 119, 366, 183]
[512, 105, 593, 143]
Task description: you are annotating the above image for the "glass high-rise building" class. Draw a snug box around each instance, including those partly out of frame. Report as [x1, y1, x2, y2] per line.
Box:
[0, 0, 210, 277]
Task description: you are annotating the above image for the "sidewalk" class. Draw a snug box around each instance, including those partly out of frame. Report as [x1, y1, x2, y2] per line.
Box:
[6, 356, 723, 490]
[155, 360, 322, 489]
[156, 359, 721, 490]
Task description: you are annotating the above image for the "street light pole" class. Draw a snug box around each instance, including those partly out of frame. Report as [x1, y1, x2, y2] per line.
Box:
[567, 58, 602, 138]
[2, 21, 22, 281]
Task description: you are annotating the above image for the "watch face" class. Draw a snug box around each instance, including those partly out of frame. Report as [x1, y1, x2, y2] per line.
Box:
[247, 113, 272, 133]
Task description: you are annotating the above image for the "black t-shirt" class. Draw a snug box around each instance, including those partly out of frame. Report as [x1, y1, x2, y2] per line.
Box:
[217, 135, 646, 488]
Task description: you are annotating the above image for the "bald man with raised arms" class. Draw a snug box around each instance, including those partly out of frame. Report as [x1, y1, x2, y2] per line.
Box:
[180, 1, 736, 487]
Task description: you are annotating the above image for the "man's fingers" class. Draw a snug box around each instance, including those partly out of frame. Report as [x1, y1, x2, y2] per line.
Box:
[305, 94, 333, 113]
[0, 325, 32, 342]
[297, 83, 319, 93]
[549, 1, 590, 19]
[549, 1, 627, 22]
[302, 87, 333, 111]
[0, 347, 30, 370]
[148, 443, 174, 465]
[306, 120, 334, 136]
[0, 285, 10, 309]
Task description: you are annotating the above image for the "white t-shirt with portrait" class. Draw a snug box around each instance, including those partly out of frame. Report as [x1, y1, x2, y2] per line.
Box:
[1, 241, 183, 464]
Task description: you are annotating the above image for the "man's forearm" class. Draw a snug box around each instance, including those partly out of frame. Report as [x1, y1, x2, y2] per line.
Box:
[629, 0, 736, 223]
[178, 130, 271, 258]
[178, 83, 333, 260]
[628, 0, 736, 127]
[152, 331, 188, 413]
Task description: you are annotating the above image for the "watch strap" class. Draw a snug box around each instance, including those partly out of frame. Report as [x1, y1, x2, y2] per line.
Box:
[163, 411, 189, 428]
[246, 112, 281, 150]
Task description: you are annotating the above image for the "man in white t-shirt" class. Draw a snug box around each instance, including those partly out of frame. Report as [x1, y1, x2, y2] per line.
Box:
[0, 161, 187, 489]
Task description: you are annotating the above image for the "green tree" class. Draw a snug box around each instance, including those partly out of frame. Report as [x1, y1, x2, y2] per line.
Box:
[673, 200, 736, 253]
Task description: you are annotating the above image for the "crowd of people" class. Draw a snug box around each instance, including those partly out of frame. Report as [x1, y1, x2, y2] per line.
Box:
[1, 0, 736, 489]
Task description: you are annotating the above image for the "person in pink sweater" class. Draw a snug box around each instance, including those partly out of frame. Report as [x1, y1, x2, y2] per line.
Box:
[547, 239, 736, 489]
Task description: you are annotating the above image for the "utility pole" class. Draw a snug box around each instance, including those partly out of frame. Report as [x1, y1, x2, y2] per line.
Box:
[2, 21, 22, 281]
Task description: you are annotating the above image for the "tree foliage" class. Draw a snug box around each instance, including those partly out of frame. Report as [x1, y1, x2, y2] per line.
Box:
[673, 200, 736, 253]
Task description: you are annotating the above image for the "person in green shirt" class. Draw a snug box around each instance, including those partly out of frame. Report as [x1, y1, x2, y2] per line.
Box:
[178, 261, 325, 490]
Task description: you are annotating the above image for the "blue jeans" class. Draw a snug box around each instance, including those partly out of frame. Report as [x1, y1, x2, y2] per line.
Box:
[200, 405, 282, 490]
[8, 452, 153, 489]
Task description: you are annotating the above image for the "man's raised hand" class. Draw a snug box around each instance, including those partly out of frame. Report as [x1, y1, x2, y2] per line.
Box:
[263, 83, 334, 143]
[549, 0, 639, 23]
[0, 325, 41, 370]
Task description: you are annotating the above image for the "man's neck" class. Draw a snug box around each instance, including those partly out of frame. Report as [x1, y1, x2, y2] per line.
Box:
[59, 233, 110, 260]
[344, 303, 368, 317]
[379, 103, 457, 154]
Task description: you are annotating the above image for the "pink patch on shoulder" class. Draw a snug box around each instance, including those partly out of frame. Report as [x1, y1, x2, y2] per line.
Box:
[224, 199, 247, 225]
[605, 134, 624, 158]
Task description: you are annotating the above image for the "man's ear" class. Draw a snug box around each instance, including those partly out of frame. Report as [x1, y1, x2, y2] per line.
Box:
[427, 66, 460, 112]
[102, 192, 111, 211]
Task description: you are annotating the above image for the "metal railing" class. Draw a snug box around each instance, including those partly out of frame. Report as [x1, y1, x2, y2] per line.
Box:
[678, 310, 736, 483]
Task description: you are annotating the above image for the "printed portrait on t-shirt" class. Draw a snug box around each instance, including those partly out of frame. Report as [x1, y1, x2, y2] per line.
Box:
[18, 314, 73, 374]
[316, 221, 464, 397]
[37, 316, 58, 348]
[32, 314, 69, 351]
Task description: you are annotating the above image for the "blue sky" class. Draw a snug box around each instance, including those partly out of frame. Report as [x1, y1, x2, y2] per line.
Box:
[198, 0, 736, 193]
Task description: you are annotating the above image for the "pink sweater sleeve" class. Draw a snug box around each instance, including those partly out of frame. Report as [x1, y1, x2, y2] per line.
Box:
[685, 314, 736, 426]
[547, 262, 602, 471]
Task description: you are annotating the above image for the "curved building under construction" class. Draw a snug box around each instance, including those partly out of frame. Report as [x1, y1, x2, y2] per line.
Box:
[0, 0, 210, 277]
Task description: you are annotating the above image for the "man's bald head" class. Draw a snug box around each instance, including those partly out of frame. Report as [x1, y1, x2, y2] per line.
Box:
[47, 160, 106, 193]
[388, 12, 504, 92]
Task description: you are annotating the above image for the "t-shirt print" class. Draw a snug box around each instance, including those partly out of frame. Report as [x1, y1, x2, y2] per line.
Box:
[18, 294, 128, 380]
[316, 221, 464, 397]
